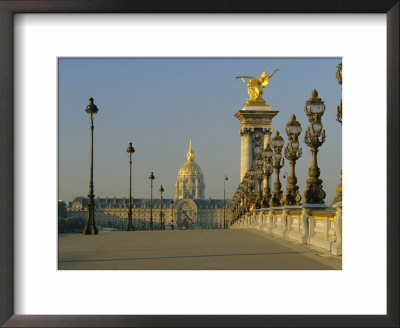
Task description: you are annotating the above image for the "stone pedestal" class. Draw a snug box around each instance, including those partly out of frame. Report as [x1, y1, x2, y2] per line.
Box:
[283, 205, 303, 242]
[302, 204, 337, 252]
[235, 104, 279, 181]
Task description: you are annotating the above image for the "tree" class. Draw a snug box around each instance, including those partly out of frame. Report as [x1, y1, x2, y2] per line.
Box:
[58, 218, 66, 233]
[58, 216, 85, 233]
[58, 200, 67, 219]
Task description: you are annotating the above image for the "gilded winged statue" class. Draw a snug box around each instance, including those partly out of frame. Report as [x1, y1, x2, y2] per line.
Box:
[236, 69, 279, 105]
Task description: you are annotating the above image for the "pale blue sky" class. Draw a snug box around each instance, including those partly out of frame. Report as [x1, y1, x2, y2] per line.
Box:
[58, 58, 341, 204]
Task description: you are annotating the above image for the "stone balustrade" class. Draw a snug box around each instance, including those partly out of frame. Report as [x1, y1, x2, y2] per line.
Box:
[230, 202, 342, 256]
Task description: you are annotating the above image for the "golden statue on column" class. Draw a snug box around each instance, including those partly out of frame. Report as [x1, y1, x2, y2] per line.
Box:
[236, 69, 279, 105]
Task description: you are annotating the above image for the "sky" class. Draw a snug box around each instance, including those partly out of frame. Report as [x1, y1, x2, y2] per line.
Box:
[58, 58, 342, 204]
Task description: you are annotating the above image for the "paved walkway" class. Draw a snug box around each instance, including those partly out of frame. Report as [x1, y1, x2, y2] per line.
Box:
[58, 229, 341, 270]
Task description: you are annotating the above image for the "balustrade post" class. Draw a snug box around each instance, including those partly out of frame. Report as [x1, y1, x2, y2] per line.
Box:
[300, 208, 310, 244]
[261, 211, 265, 230]
[281, 209, 288, 238]
[308, 214, 314, 244]
[331, 203, 342, 255]
[268, 210, 274, 233]
[324, 217, 329, 240]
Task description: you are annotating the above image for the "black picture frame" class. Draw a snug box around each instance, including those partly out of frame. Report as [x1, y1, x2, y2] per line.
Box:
[0, 1, 398, 327]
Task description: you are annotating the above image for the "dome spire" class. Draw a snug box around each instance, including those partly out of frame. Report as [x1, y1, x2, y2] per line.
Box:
[176, 138, 205, 199]
[186, 138, 194, 162]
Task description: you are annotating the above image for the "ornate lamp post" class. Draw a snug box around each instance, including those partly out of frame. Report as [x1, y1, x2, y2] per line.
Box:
[303, 90, 326, 204]
[159, 185, 164, 230]
[234, 189, 239, 221]
[336, 170, 343, 203]
[126, 142, 135, 231]
[223, 175, 228, 229]
[232, 192, 238, 222]
[237, 189, 242, 220]
[83, 97, 99, 235]
[262, 144, 273, 208]
[282, 115, 302, 205]
[254, 151, 264, 209]
[235, 190, 240, 216]
[148, 171, 155, 230]
[336, 62, 343, 203]
[270, 131, 285, 207]
[239, 183, 245, 217]
[242, 175, 250, 213]
[246, 167, 256, 212]
[235, 185, 241, 219]
[170, 200, 174, 230]
[336, 62, 342, 125]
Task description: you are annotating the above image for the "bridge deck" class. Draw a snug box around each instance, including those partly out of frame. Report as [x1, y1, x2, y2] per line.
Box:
[58, 229, 341, 270]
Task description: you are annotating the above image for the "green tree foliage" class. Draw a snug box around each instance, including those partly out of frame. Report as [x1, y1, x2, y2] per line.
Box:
[58, 200, 67, 219]
[58, 217, 85, 233]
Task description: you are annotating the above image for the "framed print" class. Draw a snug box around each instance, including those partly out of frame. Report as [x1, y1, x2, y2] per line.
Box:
[56, 57, 343, 271]
[0, 1, 398, 327]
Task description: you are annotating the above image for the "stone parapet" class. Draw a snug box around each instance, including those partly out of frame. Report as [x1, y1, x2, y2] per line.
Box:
[230, 204, 342, 256]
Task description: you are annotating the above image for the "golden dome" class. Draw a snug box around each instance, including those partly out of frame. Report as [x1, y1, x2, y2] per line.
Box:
[178, 161, 203, 177]
[177, 139, 204, 178]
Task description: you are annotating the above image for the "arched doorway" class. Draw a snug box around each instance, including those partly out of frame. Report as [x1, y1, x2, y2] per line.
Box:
[175, 199, 197, 230]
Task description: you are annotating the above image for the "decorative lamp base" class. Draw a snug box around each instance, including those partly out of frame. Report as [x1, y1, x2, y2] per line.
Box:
[82, 224, 98, 235]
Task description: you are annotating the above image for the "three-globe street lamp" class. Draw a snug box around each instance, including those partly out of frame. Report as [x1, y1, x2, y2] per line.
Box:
[223, 175, 228, 229]
[170, 200, 174, 230]
[254, 150, 264, 209]
[270, 131, 285, 207]
[262, 144, 273, 208]
[159, 185, 164, 230]
[303, 90, 327, 204]
[126, 142, 135, 231]
[83, 97, 99, 235]
[282, 115, 303, 205]
[148, 171, 155, 230]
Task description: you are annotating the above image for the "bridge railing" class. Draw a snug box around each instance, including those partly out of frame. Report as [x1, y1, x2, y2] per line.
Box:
[230, 202, 342, 256]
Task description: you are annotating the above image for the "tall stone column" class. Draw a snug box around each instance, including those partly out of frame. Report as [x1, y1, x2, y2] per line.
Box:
[239, 131, 248, 181]
[247, 133, 253, 172]
[235, 105, 278, 182]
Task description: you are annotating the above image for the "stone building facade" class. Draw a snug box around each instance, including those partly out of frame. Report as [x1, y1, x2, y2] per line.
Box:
[67, 140, 231, 229]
